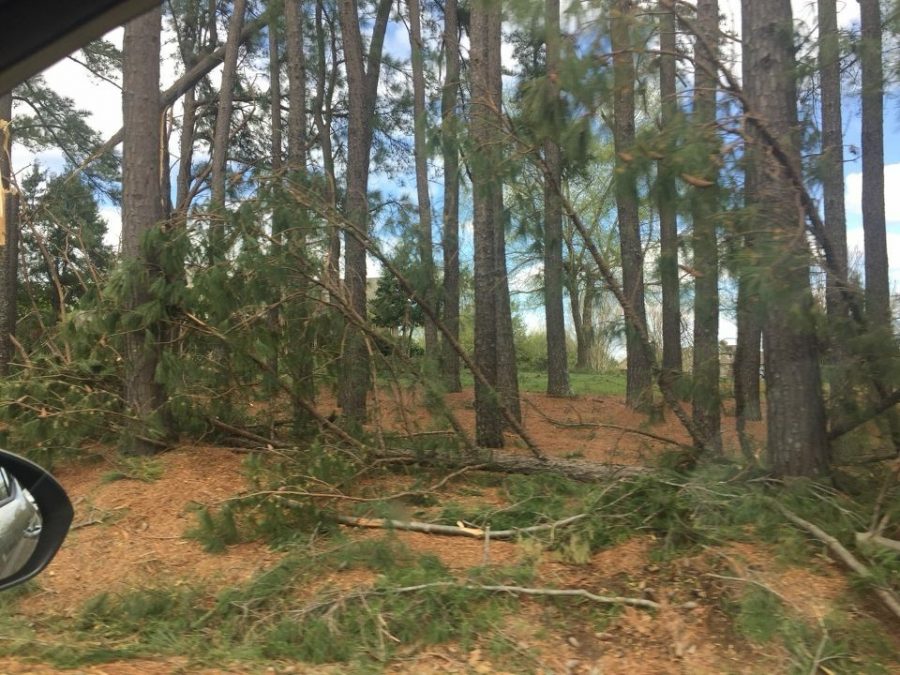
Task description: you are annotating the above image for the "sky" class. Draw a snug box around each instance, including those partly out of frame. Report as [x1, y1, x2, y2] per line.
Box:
[9, 0, 899, 341]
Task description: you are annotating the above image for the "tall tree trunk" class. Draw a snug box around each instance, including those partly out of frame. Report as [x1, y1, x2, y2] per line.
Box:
[690, 0, 721, 451]
[471, 0, 503, 446]
[209, 0, 246, 255]
[579, 279, 597, 370]
[733, 0, 762, 426]
[122, 6, 168, 455]
[543, 0, 571, 397]
[266, 11, 284, 387]
[818, 0, 847, 324]
[284, 0, 316, 418]
[489, 2, 521, 423]
[742, 0, 828, 476]
[337, 0, 392, 421]
[0, 95, 17, 376]
[314, 0, 339, 291]
[611, 0, 652, 411]
[859, 0, 890, 328]
[441, 0, 462, 391]
[268, 18, 283, 175]
[285, 0, 307, 173]
[408, 0, 438, 361]
[657, 0, 681, 376]
[176, 84, 197, 210]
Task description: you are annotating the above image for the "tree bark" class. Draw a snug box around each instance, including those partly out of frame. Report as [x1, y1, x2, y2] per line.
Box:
[690, 0, 721, 451]
[209, 0, 247, 254]
[0, 94, 17, 376]
[284, 0, 316, 417]
[859, 0, 890, 328]
[408, 0, 438, 361]
[268, 17, 283, 175]
[313, 0, 340, 291]
[543, 0, 571, 397]
[471, 0, 504, 446]
[285, 0, 307, 173]
[818, 0, 847, 324]
[578, 279, 597, 370]
[611, 0, 652, 411]
[489, 3, 521, 423]
[440, 0, 462, 392]
[176, 85, 197, 211]
[121, 6, 168, 455]
[337, 0, 392, 421]
[742, 0, 828, 476]
[657, 0, 681, 376]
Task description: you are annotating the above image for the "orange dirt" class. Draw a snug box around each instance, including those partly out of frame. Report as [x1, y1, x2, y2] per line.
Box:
[0, 388, 892, 674]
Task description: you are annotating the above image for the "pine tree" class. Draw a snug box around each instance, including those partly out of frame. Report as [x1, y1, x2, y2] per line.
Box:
[742, 0, 827, 476]
[440, 0, 462, 392]
[611, 0, 652, 411]
[121, 4, 169, 455]
[657, 0, 681, 377]
[690, 0, 721, 451]
[543, 0, 571, 397]
[337, 0, 392, 421]
[859, 0, 891, 328]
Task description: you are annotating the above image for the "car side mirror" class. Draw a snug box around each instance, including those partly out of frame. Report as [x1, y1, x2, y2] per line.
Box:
[0, 449, 73, 591]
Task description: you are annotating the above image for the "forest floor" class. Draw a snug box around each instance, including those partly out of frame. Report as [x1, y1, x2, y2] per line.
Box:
[1, 379, 898, 674]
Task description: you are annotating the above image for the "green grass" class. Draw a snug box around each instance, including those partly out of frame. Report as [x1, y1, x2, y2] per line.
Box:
[0, 537, 532, 671]
[459, 369, 628, 397]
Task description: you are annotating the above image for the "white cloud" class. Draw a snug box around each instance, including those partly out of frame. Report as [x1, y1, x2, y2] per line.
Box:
[99, 204, 122, 251]
[846, 226, 900, 283]
[846, 164, 900, 224]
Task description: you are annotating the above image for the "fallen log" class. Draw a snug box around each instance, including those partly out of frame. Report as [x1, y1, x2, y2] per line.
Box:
[375, 446, 650, 483]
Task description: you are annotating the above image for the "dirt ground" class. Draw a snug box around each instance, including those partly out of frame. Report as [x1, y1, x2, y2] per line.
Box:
[1, 388, 895, 674]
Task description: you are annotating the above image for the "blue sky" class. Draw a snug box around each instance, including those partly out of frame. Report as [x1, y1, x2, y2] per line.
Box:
[9, 3, 899, 342]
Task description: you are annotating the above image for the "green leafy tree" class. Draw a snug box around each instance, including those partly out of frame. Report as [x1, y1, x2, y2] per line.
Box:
[19, 168, 113, 325]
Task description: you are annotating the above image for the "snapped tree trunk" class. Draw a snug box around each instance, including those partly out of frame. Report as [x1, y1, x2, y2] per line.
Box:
[0, 94, 17, 376]
[690, 0, 721, 451]
[440, 0, 462, 392]
[543, 0, 571, 397]
[611, 0, 653, 411]
[742, 0, 828, 476]
[121, 6, 169, 455]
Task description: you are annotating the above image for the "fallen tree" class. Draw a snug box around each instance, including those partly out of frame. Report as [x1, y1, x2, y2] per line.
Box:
[371, 446, 650, 483]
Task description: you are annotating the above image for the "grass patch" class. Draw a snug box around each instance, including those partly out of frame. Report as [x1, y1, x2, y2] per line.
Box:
[2, 537, 533, 670]
[101, 456, 164, 483]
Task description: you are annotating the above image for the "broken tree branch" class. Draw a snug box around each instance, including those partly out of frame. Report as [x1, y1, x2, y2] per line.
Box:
[335, 512, 590, 540]
[772, 501, 900, 621]
[524, 398, 686, 448]
[293, 580, 673, 616]
[855, 532, 900, 555]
